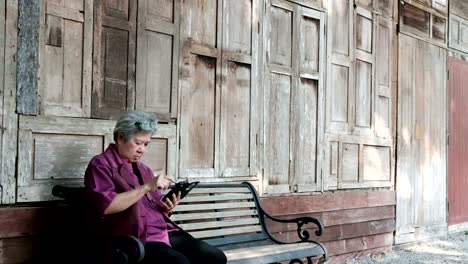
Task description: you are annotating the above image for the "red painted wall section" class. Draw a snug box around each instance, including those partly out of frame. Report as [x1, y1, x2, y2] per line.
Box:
[261, 190, 396, 262]
[448, 57, 468, 225]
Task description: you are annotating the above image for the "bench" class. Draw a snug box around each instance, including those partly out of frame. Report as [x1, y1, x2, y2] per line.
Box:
[53, 182, 327, 264]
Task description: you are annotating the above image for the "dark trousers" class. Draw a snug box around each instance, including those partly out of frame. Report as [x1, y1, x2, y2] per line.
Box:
[143, 231, 227, 264]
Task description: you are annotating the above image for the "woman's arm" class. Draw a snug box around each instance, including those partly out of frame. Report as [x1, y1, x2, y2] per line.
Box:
[104, 175, 175, 214]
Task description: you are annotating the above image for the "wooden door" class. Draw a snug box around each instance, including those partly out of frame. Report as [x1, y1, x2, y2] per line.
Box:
[396, 34, 447, 244]
[448, 57, 468, 226]
[264, 0, 325, 193]
[178, 0, 259, 180]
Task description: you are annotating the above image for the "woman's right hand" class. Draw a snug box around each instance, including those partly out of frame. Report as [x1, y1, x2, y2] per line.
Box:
[143, 174, 175, 192]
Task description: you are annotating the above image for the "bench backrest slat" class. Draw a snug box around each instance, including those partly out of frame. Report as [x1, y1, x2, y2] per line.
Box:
[169, 183, 266, 244]
[178, 217, 261, 231]
[189, 226, 263, 239]
[171, 209, 258, 222]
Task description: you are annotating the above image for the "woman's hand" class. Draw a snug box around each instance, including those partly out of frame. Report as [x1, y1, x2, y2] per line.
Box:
[162, 191, 181, 213]
[143, 174, 175, 192]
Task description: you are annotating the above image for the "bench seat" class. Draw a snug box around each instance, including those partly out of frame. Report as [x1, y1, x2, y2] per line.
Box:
[223, 242, 323, 264]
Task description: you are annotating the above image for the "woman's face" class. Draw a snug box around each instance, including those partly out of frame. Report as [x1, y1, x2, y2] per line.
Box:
[116, 131, 152, 163]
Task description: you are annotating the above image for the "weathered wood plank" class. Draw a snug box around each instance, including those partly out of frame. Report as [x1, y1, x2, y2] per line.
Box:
[326, 246, 392, 263]
[261, 190, 395, 214]
[16, 0, 39, 114]
[322, 233, 393, 256]
[0, 207, 67, 238]
[1, 0, 18, 204]
[272, 219, 395, 243]
[0, 0, 5, 201]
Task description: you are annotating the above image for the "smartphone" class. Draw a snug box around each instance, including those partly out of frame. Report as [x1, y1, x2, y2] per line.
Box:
[162, 180, 199, 202]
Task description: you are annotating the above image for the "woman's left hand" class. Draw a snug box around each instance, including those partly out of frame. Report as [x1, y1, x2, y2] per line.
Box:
[162, 191, 181, 213]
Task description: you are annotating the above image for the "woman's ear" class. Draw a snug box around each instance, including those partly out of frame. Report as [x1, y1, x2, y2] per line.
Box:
[116, 132, 125, 144]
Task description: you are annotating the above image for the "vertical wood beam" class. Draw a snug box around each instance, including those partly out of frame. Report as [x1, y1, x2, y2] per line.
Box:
[1, 0, 19, 204]
[16, 0, 39, 114]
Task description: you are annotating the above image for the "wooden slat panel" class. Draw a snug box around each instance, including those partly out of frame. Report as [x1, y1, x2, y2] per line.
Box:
[178, 218, 260, 231]
[171, 209, 258, 222]
[190, 225, 262, 239]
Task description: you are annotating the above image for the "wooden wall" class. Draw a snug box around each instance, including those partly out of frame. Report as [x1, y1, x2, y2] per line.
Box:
[0, 190, 395, 263]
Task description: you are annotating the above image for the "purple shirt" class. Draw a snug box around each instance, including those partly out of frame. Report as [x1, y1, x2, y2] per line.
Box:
[84, 144, 180, 246]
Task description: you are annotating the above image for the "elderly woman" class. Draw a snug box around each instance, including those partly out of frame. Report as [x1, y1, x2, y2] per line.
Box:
[84, 110, 226, 264]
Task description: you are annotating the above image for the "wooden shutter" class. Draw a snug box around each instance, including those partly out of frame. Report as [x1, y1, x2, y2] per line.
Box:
[399, 1, 447, 45]
[135, 0, 180, 121]
[375, 16, 392, 138]
[37, 0, 92, 117]
[219, 0, 259, 178]
[354, 6, 375, 136]
[179, 0, 259, 180]
[449, 14, 468, 54]
[326, 0, 353, 134]
[451, 0, 468, 20]
[92, 0, 136, 119]
[324, 0, 394, 190]
[264, 0, 325, 193]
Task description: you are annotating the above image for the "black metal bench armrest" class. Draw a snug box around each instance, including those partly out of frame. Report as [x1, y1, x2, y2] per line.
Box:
[263, 213, 324, 241]
[112, 235, 145, 264]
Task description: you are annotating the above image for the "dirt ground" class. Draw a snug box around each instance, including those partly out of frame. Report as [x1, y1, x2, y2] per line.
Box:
[345, 233, 468, 264]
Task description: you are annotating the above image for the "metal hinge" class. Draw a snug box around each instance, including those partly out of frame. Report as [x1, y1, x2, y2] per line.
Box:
[447, 70, 450, 80]
[447, 134, 450, 145]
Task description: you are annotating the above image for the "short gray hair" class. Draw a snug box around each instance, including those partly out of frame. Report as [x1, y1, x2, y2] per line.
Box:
[113, 110, 158, 142]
